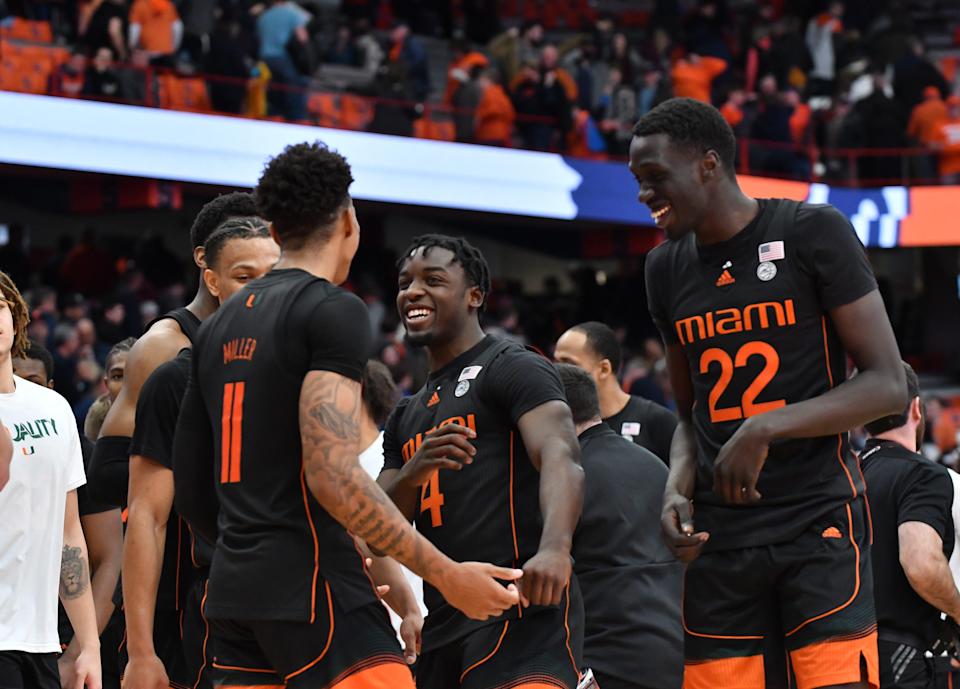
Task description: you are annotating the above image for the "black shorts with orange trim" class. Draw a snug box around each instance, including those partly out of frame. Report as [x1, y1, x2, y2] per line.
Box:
[209, 592, 412, 689]
[417, 594, 580, 689]
[183, 574, 214, 689]
[683, 497, 879, 689]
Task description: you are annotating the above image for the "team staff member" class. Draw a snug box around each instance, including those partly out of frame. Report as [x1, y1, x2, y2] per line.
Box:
[13, 342, 124, 689]
[556, 363, 682, 689]
[83, 338, 136, 442]
[380, 234, 585, 689]
[123, 219, 279, 689]
[639, 98, 906, 689]
[91, 191, 260, 506]
[0, 271, 102, 689]
[861, 363, 960, 689]
[554, 321, 677, 462]
[172, 143, 522, 689]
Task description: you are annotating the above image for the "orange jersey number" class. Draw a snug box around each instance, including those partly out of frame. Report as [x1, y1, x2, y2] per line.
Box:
[420, 471, 445, 527]
[700, 341, 785, 424]
[220, 381, 245, 483]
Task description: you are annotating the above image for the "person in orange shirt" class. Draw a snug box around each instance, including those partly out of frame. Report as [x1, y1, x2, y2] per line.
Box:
[445, 42, 490, 105]
[933, 95, 960, 182]
[908, 86, 948, 145]
[670, 53, 727, 103]
[785, 88, 811, 144]
[720, 88, 746, 132]
[474, 69, 516, 147]
[128, 0, 182, 60]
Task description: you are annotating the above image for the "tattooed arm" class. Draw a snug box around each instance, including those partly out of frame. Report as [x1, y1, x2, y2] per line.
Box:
[61, 490, 103, 689]
[300, 370, 523, 621]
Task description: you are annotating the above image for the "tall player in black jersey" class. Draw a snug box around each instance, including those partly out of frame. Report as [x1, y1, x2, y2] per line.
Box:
[90, 191, 260, 508]
[635, 98, 906, 689]
[378, 234, 585, 689]
[172, 143, 523, 689]
[122, 219, 279, 689]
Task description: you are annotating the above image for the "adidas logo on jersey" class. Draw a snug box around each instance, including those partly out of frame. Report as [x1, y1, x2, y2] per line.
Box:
[715, 269, 735, 287]
[427, 390, 440, 407]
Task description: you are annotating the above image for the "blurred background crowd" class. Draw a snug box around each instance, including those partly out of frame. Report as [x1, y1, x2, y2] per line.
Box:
[2, 0, 960, 184]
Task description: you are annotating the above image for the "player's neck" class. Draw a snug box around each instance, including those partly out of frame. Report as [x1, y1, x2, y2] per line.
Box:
[599, 384, 630, 419]
[575, 417, 603, 436]
[872, 427, 918, 453]
[694, 188, 759, 246]
[186, 279, 219, 320]
[359, 415, 380, 452]
[0, 354, 14, 393]
[427, 322, 486, 372]
[273, 247, 341, 284]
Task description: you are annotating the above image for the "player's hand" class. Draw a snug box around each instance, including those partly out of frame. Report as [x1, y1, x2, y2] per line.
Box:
[438, 562, 522, 621]
[713, 417, 770, 505]
[399, 610, 423, 664]
[661, 489, 708, 564]
[519, 548, 571, 607]
[398, 424, 476, 488]
[68, 646, 102, 689]
[121, 654, 167, 689]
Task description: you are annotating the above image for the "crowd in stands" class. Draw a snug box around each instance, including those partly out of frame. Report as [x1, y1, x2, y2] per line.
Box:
[2, 0, 960, 184]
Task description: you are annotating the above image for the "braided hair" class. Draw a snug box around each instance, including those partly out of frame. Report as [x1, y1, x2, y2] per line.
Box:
[397, 234, 491, 308]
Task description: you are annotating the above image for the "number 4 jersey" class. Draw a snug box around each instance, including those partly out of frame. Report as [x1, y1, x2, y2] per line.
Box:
[645, 199, 878, 551]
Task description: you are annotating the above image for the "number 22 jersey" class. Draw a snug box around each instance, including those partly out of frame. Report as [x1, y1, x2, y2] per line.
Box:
[644, 199, 878, 551]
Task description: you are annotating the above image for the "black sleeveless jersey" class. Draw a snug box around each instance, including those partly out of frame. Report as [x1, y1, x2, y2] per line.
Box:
[187, 268, 378, 622]
[147, 306, 201, 343]
[383, 335, 567, 651]
[645, 199, 878, 551]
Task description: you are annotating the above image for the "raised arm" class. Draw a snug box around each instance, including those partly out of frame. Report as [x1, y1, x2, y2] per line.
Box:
[300, 370, 521, 621]
[516, 399, 583, 607]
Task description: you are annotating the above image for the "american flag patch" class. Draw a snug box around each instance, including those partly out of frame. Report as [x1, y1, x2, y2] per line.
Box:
[758, 241, 785, 262]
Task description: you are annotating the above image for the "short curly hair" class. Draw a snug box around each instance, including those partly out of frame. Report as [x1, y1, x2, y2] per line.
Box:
[396, 234, 491, 308]
[632, 97, 737, 177]
[0, 271, 30, 359]
[255, 142, 354, 249]
[190, 191, 259, 250]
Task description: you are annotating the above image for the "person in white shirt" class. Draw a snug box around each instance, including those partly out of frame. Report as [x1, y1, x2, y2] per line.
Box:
[0, 271, 102, 689]
[357, 359, 427, 665]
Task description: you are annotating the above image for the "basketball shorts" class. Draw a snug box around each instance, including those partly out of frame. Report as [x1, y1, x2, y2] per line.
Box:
[0, 651, 59, 689]
[683, 497, 879, 689]
[417, 594, 580, 689]
[183, 575, 214, 689]
[119, 607, 191, 689]
[210, 592, 411, 689]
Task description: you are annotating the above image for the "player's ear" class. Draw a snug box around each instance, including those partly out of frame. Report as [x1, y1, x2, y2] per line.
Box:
[700, 150, 719, 181]
[268, 223, 282, 247]
[468, 286, 484, 310]
[193, 246, 206, 270]
[203, 268, 221, 299]
[598, 358, 613, 379]
[909, 396, 922, 423]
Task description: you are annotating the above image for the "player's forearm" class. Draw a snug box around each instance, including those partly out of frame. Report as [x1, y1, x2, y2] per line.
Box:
[666, 419, 698, 498]
[536, 439, 584, 554]
[121, 506, 167, 655]
[82, 510, 123, 634]
[903, 552, 960, 621]
[750, 368, 906, 444]
[61, 521, 100, 653]
[369, 554, 421, 619]
[380, 468, 422, 521]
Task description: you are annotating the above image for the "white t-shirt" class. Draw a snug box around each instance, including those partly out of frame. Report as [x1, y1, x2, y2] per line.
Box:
[0, 376, 86, 652]
[358, 432, 427, 636]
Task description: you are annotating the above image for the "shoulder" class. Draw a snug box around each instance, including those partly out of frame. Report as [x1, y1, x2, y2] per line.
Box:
[145, 349, 191, 391]
[385, 394, 415, 427]
[790, 201, 854, 237]
[488, 339, 554, 372]
[135, 318, 192, 366]
[645, 238, 675, 271]
[15, 376, 74, 418]
[306, 282, 367, 314]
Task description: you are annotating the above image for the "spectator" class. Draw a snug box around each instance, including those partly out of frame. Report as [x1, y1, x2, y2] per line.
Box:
[257, 0, 311, 121]
[474, 69, 515, 146]
[637, 66, 671, 117]
[489, 20, 544, 84]
[444, 40, 489, 105]
[609, 32, 642, 87]
[128, 0, 182, 63]
[96, 297, 128, 347]
[785, 88, 812, 146]
[893, 37, 950, 112]
[852, 68, 908, 182]
[325, 24, 361, 66]
[51, 322, 81, 405]
[907, 86, 948, 183]
[933, 95, 960, 183]
[669, 52, 726, 103]
[452, 63, 484, 142]
[539, 43, 577, 103]
[387, 23, 431, 102]
[205, 12, 251, 114]
[750, 75, 800, 175]
[596, 67, 636, 155]
[49, 51, 87, 98]
[720, 87, 746, 132]
[81, 0, 128, 61]
[181, 0, 216, 63]
[805, 0, 844, 94]
[81, 47, 125, 101]
[511, 58, 571, 151]
[351, 18, 384, 76]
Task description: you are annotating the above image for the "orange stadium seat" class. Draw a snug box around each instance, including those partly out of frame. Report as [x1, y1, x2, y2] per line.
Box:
[308, 92, 340, 127]
[339, 93, 373, 130]
[414, 116, 455, 141]
[158, 73, 212, 113]
[0, 18, 54, 43]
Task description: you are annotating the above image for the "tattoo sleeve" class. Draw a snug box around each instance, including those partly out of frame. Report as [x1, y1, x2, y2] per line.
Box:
[60, 544, 90, 599]
[299, 371, 445, 582]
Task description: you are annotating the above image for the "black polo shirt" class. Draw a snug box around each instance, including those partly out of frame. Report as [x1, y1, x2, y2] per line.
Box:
[861, 437, 955, 648]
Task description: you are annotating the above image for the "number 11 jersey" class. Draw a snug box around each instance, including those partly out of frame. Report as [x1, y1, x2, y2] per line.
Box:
[644, 199, 878, 551]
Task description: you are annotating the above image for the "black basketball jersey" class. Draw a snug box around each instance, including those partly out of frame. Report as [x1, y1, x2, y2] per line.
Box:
[645, 199, 878, 551]
[188, 268, 378, 622]
[382, 335, 567, 651]
[148, 306, 201, 343]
